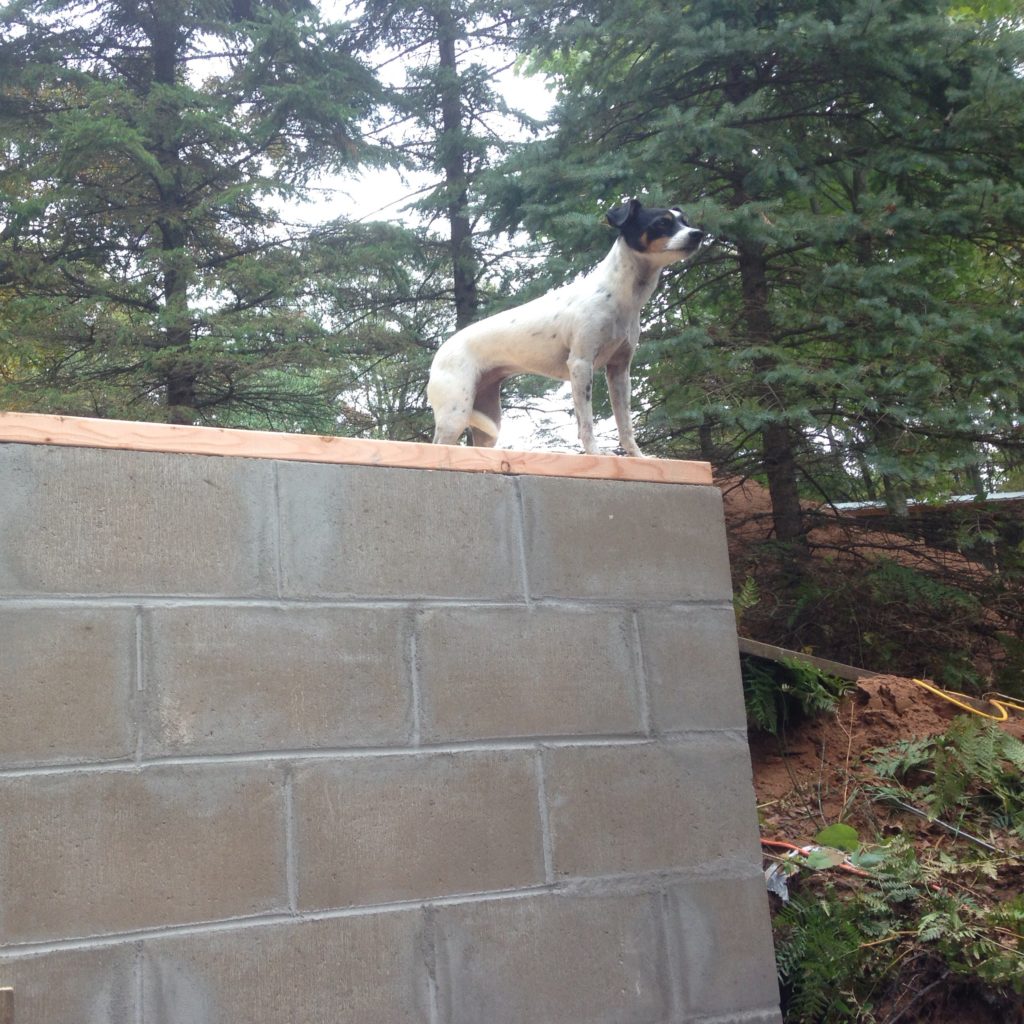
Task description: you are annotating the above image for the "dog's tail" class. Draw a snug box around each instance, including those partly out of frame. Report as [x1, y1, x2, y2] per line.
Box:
[468, 409, 499, 440]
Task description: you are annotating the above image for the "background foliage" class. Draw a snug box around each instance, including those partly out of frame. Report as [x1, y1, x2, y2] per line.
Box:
[2, 0, 1023, 685]
[4, 3, 1024, 1019]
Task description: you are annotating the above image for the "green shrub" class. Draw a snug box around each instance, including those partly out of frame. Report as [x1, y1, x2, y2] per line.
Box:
[742, 654, 851, 735]
[773, 719, 1024, 1022]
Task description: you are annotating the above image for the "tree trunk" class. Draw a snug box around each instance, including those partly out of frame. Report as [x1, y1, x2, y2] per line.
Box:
[738, 243, 805, 545]
[725, 63, 804, 545]
[870, 416, 911, 518]
[147, 10, 197, 423]
[698, 419, 716, 463]
[434, 0, 478, 331]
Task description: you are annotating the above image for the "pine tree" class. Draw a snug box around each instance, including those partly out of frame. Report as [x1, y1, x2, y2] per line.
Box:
[499, 0, 1024, 538]
[300, 217, 453, 440]
[0, 0, 380, 425]
[354, 0, 538, 331]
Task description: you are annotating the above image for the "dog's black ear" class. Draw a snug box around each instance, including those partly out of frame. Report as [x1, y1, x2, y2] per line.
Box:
[606, 198, 642, 229]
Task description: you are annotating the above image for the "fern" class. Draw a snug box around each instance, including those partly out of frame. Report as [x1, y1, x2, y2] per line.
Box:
[741, 656, 780, 733]
[775, 891, 866, 1023]
[741, 653, 850, 735]
[870, 716, 1024, 835]
[773, 833, 1024, 1020]
[1000, 732, 1024, 773]
[775, 718, 1024, 1020]
[872, 736, 934, 779]
[917, 909, 955, 943]
[733, 575, 760, 626]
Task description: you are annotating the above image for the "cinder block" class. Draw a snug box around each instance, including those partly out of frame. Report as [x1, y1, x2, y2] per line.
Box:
[143, 913, 429, 1024]
[543, 739, 761, 878]
[0, 606, 135, 766]
[416, 606, 643, 741]
[142, 605, 412, 755]
[0, 446, 277, 596]
[637, 604, 748, 732]
[518, 477, 733, 601]
[294, 752, 544, 909]
[701, 1014, 783, 1024]
[0, 766, 287, 943]
[668, 875, 781, 1018]
[684, 1015, 782, 1024]
[0, 945, 136, 1024]
[432, 892, 669, 1024]
[277, 463, 523, 600]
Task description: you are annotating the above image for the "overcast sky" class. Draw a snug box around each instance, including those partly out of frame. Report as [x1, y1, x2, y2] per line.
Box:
[285, 3, 556, 227]
[294, 5, 602, 451]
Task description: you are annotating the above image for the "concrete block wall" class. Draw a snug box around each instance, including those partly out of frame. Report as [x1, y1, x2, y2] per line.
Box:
[0, 440, 781, 1024]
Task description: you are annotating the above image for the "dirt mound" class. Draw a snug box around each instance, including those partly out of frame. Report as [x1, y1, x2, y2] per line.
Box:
[751, 673, 1024, 840]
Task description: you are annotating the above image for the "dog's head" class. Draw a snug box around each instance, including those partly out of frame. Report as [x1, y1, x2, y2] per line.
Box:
[606, 199, 703, 264]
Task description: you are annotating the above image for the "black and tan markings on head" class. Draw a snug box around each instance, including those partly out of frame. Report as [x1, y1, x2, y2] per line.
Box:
[605, 199, 703, 258]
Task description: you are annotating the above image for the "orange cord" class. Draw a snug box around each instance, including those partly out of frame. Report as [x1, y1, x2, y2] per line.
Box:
[760, 838, 873, 877]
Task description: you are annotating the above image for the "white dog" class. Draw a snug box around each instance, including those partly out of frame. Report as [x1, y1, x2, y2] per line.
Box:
[427, 199, 703, 455]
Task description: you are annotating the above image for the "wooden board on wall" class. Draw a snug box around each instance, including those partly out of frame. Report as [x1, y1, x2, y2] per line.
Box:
[0, 412, 712, 486]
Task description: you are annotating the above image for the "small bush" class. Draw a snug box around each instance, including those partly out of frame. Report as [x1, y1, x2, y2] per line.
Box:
[772, 718, 1024, 1023]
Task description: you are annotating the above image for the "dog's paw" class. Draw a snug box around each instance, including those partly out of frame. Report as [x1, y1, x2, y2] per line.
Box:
[613, 446, 645, 458]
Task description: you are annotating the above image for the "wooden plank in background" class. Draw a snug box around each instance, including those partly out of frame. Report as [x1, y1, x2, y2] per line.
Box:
[0, 987, 12, 1024]
[738, 636, 880, 682]
[0, 411, 712, 486]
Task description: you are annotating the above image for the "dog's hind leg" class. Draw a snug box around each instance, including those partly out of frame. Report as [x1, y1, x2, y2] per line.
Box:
[428, 363, 476, 445]
[431, 397, 473, 445]
[432, 419, 468, 445]
[469, 377, 502, 447]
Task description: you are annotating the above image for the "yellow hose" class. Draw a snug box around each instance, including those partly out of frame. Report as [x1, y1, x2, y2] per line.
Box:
[911, 678, 1024, 722]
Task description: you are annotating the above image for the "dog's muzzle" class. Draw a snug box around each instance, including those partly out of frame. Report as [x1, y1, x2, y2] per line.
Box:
[681, 230, 704, 254]
[669, 228, 704, 257]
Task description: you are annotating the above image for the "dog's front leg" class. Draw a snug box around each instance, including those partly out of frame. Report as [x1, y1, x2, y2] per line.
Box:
[568, 355, 599, 454]
[607, 358, 643, 457]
